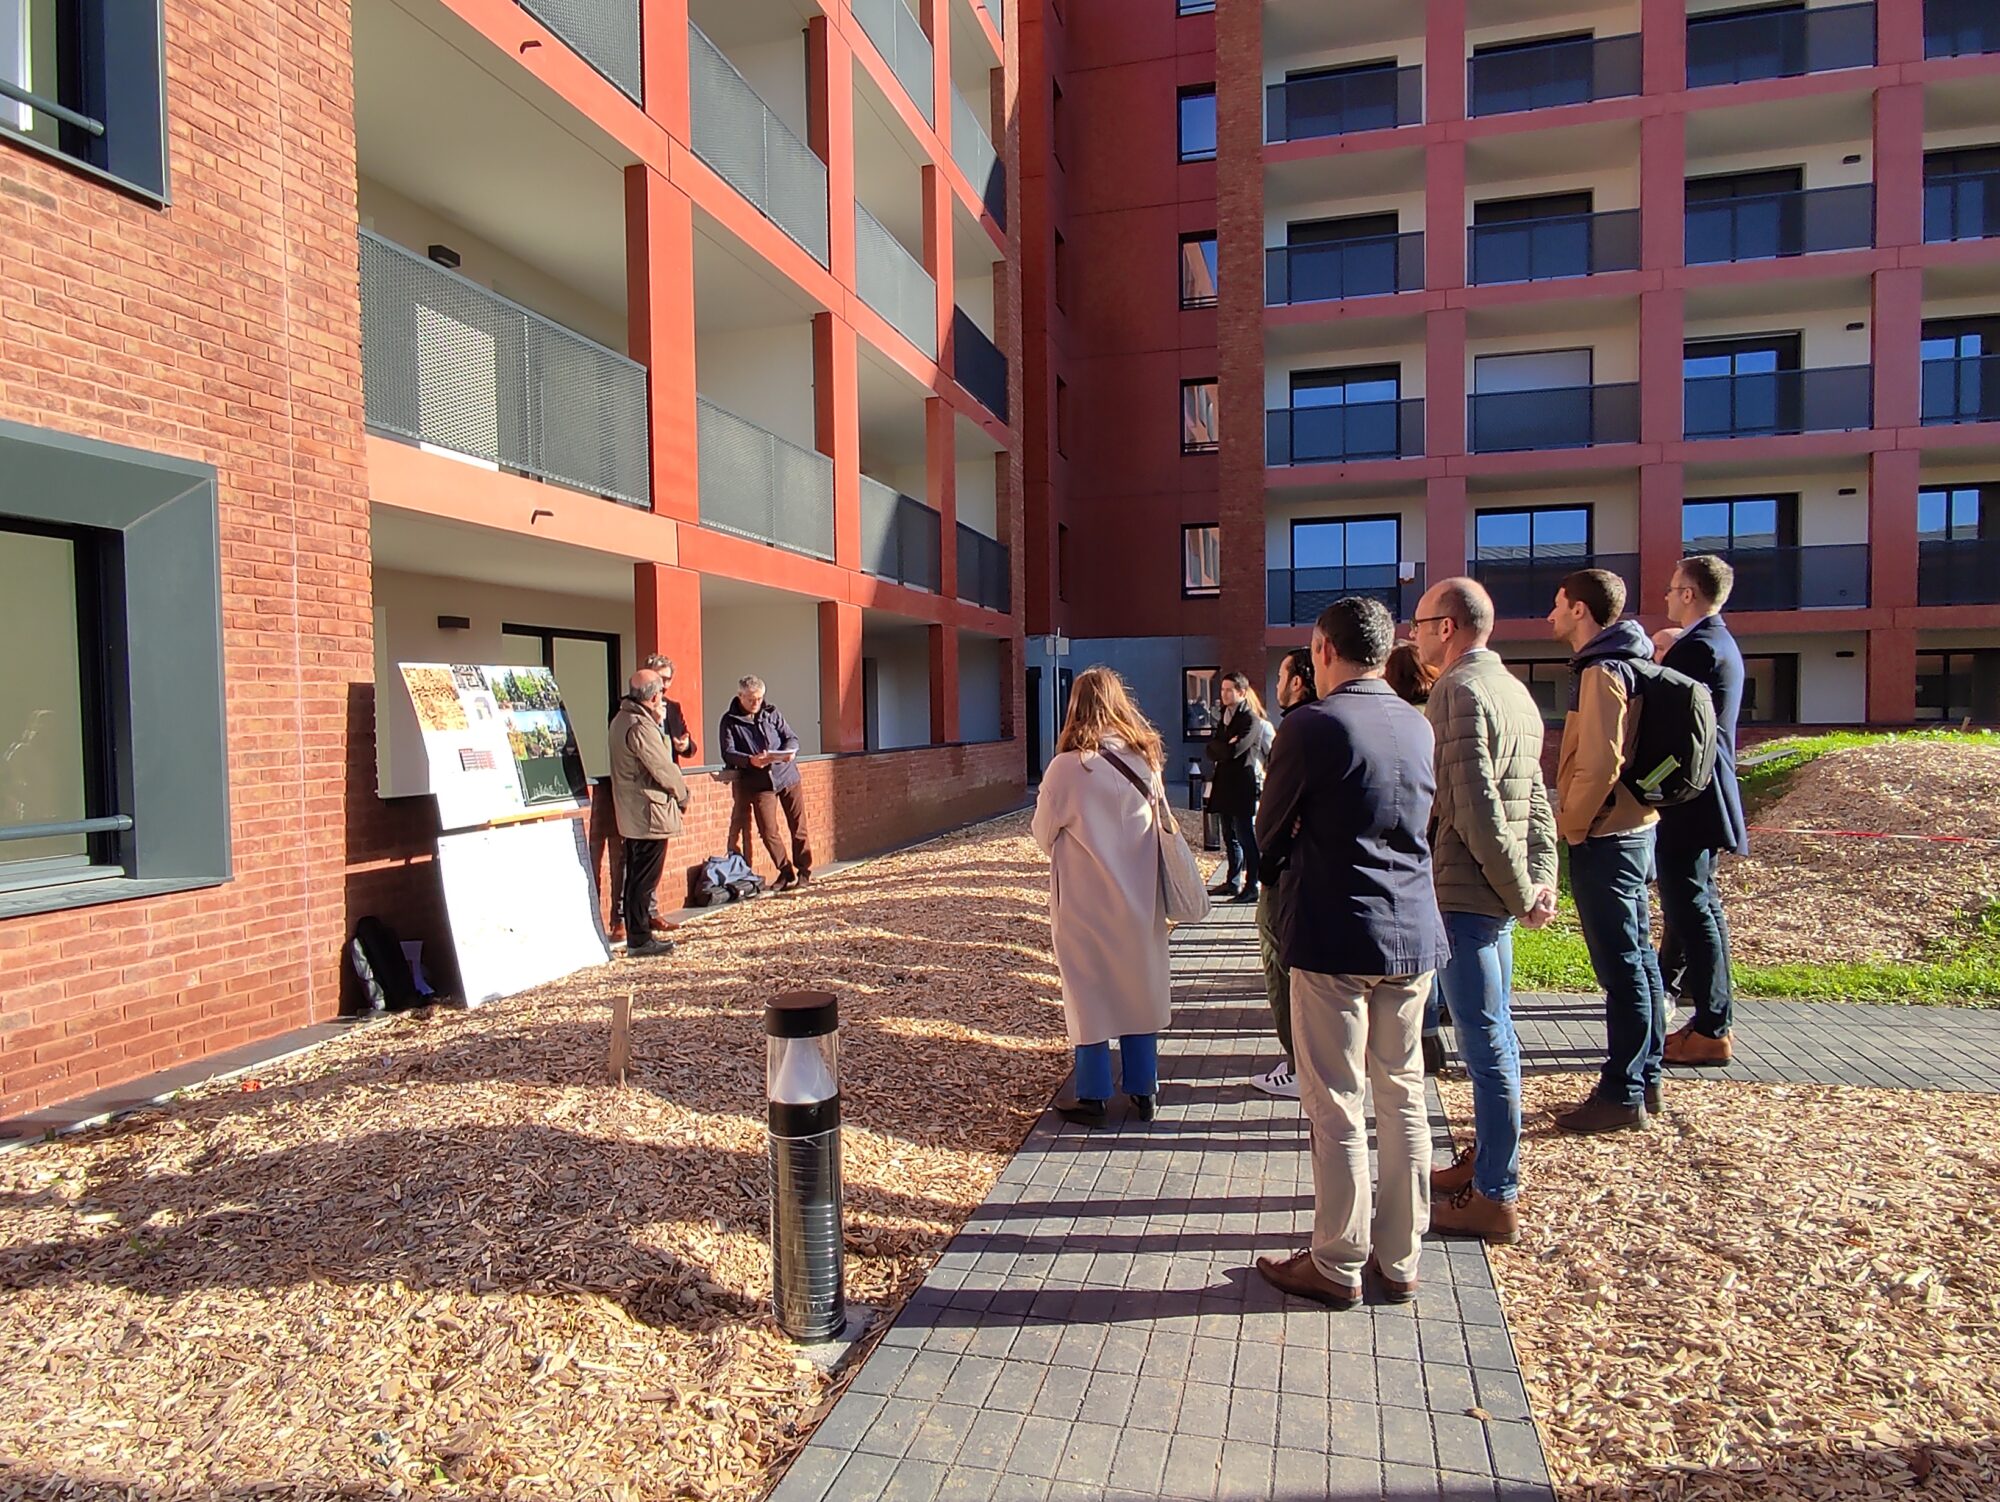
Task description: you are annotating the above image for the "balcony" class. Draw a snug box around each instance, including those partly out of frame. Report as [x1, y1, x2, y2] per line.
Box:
[1925, 169, 2000, 242]
[1927, 0, 2000, 58]
[856, 203, 937, 358]
[1919, 538, 2000, 604]
[957, 522, 1011, 611]
[860, 477, 942, 591]
[1714, 544, 1870, 611]
[1266, 233, 1423, 305]
[1468, 384, 1639, 453]
[1684, 184, 1875, 264]
[1922, 354, 2000, 425]
[1468, 210, 1639, 286]
[1683, 366, 1872, 439]
[696, 397, 835, 559]
[1467, 33, 1642, 118]
[951, 84, 1007, 228]
[688, 22, 830, 266]
[1267, 400, 1424, 465]
[953, 309, 1009, 423]
[1473, 553, 1638, 618]
[854, 0, 935, 125]
[1267, 565, 1427, 626]
[1266, 66, 1421, 144]
[358, 231, 648, 507]
[1687, 1, 1875, 87]
[516, 0, 641, 102]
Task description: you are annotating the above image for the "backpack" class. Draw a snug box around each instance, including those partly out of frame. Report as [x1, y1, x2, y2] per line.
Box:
[347, 915, 424, 1014]
[690, 852, 757, 906]
[1607, 659, 1719, 808]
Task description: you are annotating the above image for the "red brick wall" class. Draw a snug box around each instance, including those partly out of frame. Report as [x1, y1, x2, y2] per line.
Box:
[0, 0, 371, 1118]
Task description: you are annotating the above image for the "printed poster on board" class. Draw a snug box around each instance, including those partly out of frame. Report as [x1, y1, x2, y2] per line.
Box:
[400, 663, 590, 831]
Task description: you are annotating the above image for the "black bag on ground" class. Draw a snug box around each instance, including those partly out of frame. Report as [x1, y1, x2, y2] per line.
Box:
[689, 852, 757, 906]
[1609, 660, 1719, 809]
[347, 915, 425, 1014]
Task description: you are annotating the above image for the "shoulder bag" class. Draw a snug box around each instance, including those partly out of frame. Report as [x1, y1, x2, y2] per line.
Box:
[1101, 750, 1212, 927]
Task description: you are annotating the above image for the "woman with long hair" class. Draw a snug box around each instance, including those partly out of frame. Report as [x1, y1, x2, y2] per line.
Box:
[1031, 666, 1174, 1124]
[1204, 671, 1270, 904]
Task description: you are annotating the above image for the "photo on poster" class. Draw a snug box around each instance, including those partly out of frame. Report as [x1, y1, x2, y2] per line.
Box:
[486, 667, 563, 712]
[504, 707, 588, 805]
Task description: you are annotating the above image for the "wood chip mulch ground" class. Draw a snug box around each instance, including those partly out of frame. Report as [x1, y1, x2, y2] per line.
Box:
[0, 813, 1079, 1502]
[1444, 1072, 2000, 1502]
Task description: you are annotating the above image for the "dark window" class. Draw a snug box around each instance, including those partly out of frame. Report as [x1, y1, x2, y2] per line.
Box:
[1184, 666, 1220, 738]
[1474, 505, 1592, 563]
[1507, 661, 1571, 723]
[1918, 484, 1996, 541]
[1470, 31, 1597, 114]
[0, 0, 169, 201]
[1179, 232, 1219, 308]
[1684, 333, 1803, 436]
[1685, 166, 1809, 260]
[1178, 86, 1216, 163]
[1293, 515, 1401, 573]
[1739, 653, 1800, 724]
[1291, 364, 1400, 407]
[1470, 190, 1600, 283]
[1182, 378, 1219, 452]
[1279, 60, 1404, 138]
[1053, 230, 1069, 311]
[1052, 81, 1066, 167]
[1288, 212, 1399, 246]
[1683, 494, 1796, 551]
[1182, 524, 1220, 597]
[1056, 376, 1070, 456]
[1921, 316, 2000, 424]
[1178, 0, 1215, 14]
[1925, 145, 2000, 241]
[1916, 650, 2000, 723]
[1472, 191, 1595, 226]
[499, 624, 620, 780]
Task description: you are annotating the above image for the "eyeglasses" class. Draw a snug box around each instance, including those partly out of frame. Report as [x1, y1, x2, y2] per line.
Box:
[1409, 615, 1452, 628]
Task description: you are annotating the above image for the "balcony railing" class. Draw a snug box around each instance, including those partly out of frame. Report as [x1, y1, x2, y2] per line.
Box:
[1685, 184, 1875, 263]
[1468, 210, 1639, 285]
[1468, 33, 1642, 117]
[1266, 232, 1423, 305]
[1473, 553, 1638, 618]
[516, 0, 641, 102]
[1687, 1, 1875, 86]
[1919, 538, 2000, 604]
[1926, 0, 2000, 58]
[1267, 399, 1424, 466]
[957, 523, 1011, 612]
[854, 0, 935, 125]
[1925, 170, 2000, 242]
[953, 309, 1009, 423]
[1266, 65, 1421, 143]
[1683, 365, 1873, 439]
[1468, 383, 1639, 453]
[1922, 354, 2000, 425]
[688, 22, 830, 266]
[696, 397, 834, 560]
[860, 477, 942, 592]
[951, 85, 1007, 228]
[1714, 544, 1870, 611]
[358, 230, 649, 507]
[1267, 565, 1426, 626]
[855, 203, 937, 358]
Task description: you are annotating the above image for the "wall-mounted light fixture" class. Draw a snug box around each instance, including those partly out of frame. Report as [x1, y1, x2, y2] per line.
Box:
[428, 244, 461, 270]
[1846, 321, 1865, 332]
[1835, 650, 1856, 659]
[1839, 487, 1858, 496]
[437, 615, 471, 631]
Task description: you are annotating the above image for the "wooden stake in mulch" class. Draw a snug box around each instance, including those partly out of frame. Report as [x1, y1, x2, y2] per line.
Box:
[608, 990, 632, 1084]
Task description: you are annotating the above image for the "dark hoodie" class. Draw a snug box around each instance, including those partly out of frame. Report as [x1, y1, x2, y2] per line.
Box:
[1556, 620, 1659, 843]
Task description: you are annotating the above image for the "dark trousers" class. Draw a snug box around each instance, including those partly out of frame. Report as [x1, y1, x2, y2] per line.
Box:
[1569, 830, 1668, 1110]
[735, 781, 814, 877]
[1656, 844, 1734, 1037]
[1254, 884, 1293, 1062]
[622, 837, 667, 938]
[1220, 807, 1259, 891]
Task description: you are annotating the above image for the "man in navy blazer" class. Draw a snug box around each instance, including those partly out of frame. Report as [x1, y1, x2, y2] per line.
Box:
[1658, 555, 1749, 1065]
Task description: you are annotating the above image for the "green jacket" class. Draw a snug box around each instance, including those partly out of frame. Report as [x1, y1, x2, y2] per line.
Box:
[1424, 649, 1558, 920]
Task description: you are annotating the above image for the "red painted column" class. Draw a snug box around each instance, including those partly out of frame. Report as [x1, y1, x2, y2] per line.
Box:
[818, 600, 865, 752]
[625, 165, 699, 525]
[636, 562, 703, 729]
[1424, 0, 1466, 125]
[1639, 287, 1685, 444]
[1637, 462, 1686, 623]
[639, 0, 690, 141]
[810, 17, 858, 291]
[1424, 141, 1466, 293]
[814, 312, 862, 572]
[923, 0, 950, 161]
[1638, 114, 1684, 272]
[929, 395, 960, 599]
[929, 623, 961, 743]
[923, 163, 957, 382]
[1872, 266, 1923, 431]
[1426, 306, 1467, 459]
[1425, 475, 1468, 591]
[1873, 83, 1925, 251]
[1877, 0, 1927, 66]
[1639, 0, 1686, 95]
[1868, 449, 1920, 723]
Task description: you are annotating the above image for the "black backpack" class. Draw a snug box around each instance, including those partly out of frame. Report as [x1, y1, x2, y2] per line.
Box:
[1608, 659, 1719, 808]
[347, 915, 424, 1014]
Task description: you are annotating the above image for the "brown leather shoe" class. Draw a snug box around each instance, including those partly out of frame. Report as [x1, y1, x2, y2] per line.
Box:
[1664, 1023, 1733, 1066]
[1645, 1083, 1664, 1116]
[1430, 1185, 1520, 1245]
[1431, 1142, 1476, 1196]
[1365, 1254, 1418, 1304]
[1554, 1094, 1648, 1135]
[1255, 1250, 1360, 1309]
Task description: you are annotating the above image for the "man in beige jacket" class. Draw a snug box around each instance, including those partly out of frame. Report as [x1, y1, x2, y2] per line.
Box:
[609, 669, 690, 959]
[1412, 578, 1557, 1244]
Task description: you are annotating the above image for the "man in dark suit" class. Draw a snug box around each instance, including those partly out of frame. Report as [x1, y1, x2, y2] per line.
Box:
[1658, 554, 1749, 1066]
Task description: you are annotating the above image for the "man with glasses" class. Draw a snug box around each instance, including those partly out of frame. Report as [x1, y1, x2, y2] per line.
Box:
[596, 653, 696, 945]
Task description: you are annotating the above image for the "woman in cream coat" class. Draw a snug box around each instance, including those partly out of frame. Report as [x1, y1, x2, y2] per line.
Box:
[1031, 666, 1173, 1123]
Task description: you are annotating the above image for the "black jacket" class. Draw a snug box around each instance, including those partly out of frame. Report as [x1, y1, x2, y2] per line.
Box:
[1204, 703, 1262, 817]
[1255, 678, 1450, 978]
[611, 695, 696, 765]
[1659, 614, 1749, 857]
[718, 700, 802, 793]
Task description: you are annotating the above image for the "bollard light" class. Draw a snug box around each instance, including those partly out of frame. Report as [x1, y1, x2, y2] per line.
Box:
[1185, 756, 1204, 812]
[766, 989, 845, 1342]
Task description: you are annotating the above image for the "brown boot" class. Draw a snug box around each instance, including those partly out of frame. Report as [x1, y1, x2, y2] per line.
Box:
[1255, 1250, 1360, 1309]
[1430, 1185, 1520, 1245]
[1664, 1024, 1733, 1066]
[1431, 1142, 1476, 1196]
[1554, 1094, 1648, 1135]
[1364, 1254, 1418, 1304]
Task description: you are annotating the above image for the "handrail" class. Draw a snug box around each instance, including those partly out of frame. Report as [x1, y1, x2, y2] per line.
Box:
[0, 815, 133, 843]
[0, 77, 105, 136]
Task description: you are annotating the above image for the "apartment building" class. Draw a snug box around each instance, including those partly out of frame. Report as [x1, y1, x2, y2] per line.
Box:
[1025, 0, 2000, 770]
[1, 0, 1022, 1118]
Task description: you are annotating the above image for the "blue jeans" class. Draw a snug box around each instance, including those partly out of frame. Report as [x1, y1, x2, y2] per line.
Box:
[1656, 843, 1734, 1037]
[1568, 830, 1668, 1110]
[1437, 910, 1521, 1203]
[1221, 808, 1259, 890]
[1074, 1035, 1159, 1100]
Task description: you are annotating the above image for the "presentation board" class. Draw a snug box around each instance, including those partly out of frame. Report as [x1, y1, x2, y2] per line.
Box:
[436, 819, 610, 1006]
[400, 663, 590, 831]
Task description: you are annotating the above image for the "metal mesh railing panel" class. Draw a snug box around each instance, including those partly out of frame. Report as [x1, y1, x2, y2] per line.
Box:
[859, 476, 899, 578]
[359, 231, 648, 507]
[952, 308, 1009, 424]
[956, 522, 1011, 612]
[689, 22, 830, 265]
[855, 203, 938, 357]
[697, 398, 835, 560]
[854, 0, 935, 124]
[859, 476, 941, 590]
[952, 85, 1006, 226]
[515, 0, 641, 101]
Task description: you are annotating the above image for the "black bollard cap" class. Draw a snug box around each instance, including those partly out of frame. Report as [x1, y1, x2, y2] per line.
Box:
[766, 989, 838, 1039]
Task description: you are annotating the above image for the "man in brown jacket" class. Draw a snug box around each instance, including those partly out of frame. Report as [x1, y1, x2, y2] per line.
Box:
[1547, 569, 1668, 1134]
[1412, 578, 1558, 1243]
[609, 669, 690, 958]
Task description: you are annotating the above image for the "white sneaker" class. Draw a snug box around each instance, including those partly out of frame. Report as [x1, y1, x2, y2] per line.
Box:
[1252, 1061, 1301, 1099]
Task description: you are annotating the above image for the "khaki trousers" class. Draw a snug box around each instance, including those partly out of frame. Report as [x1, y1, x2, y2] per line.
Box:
[1290, 968, 1434, 1286]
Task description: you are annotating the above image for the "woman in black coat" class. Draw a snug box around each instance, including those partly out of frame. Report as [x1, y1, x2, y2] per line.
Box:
[1205, 671, 1269, 903]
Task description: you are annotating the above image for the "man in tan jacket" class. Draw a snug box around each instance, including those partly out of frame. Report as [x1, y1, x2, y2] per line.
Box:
[609, 669, 690, 959]
[1547, 569, 1668, 1134]
[1412, 578, 1557, 1244]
